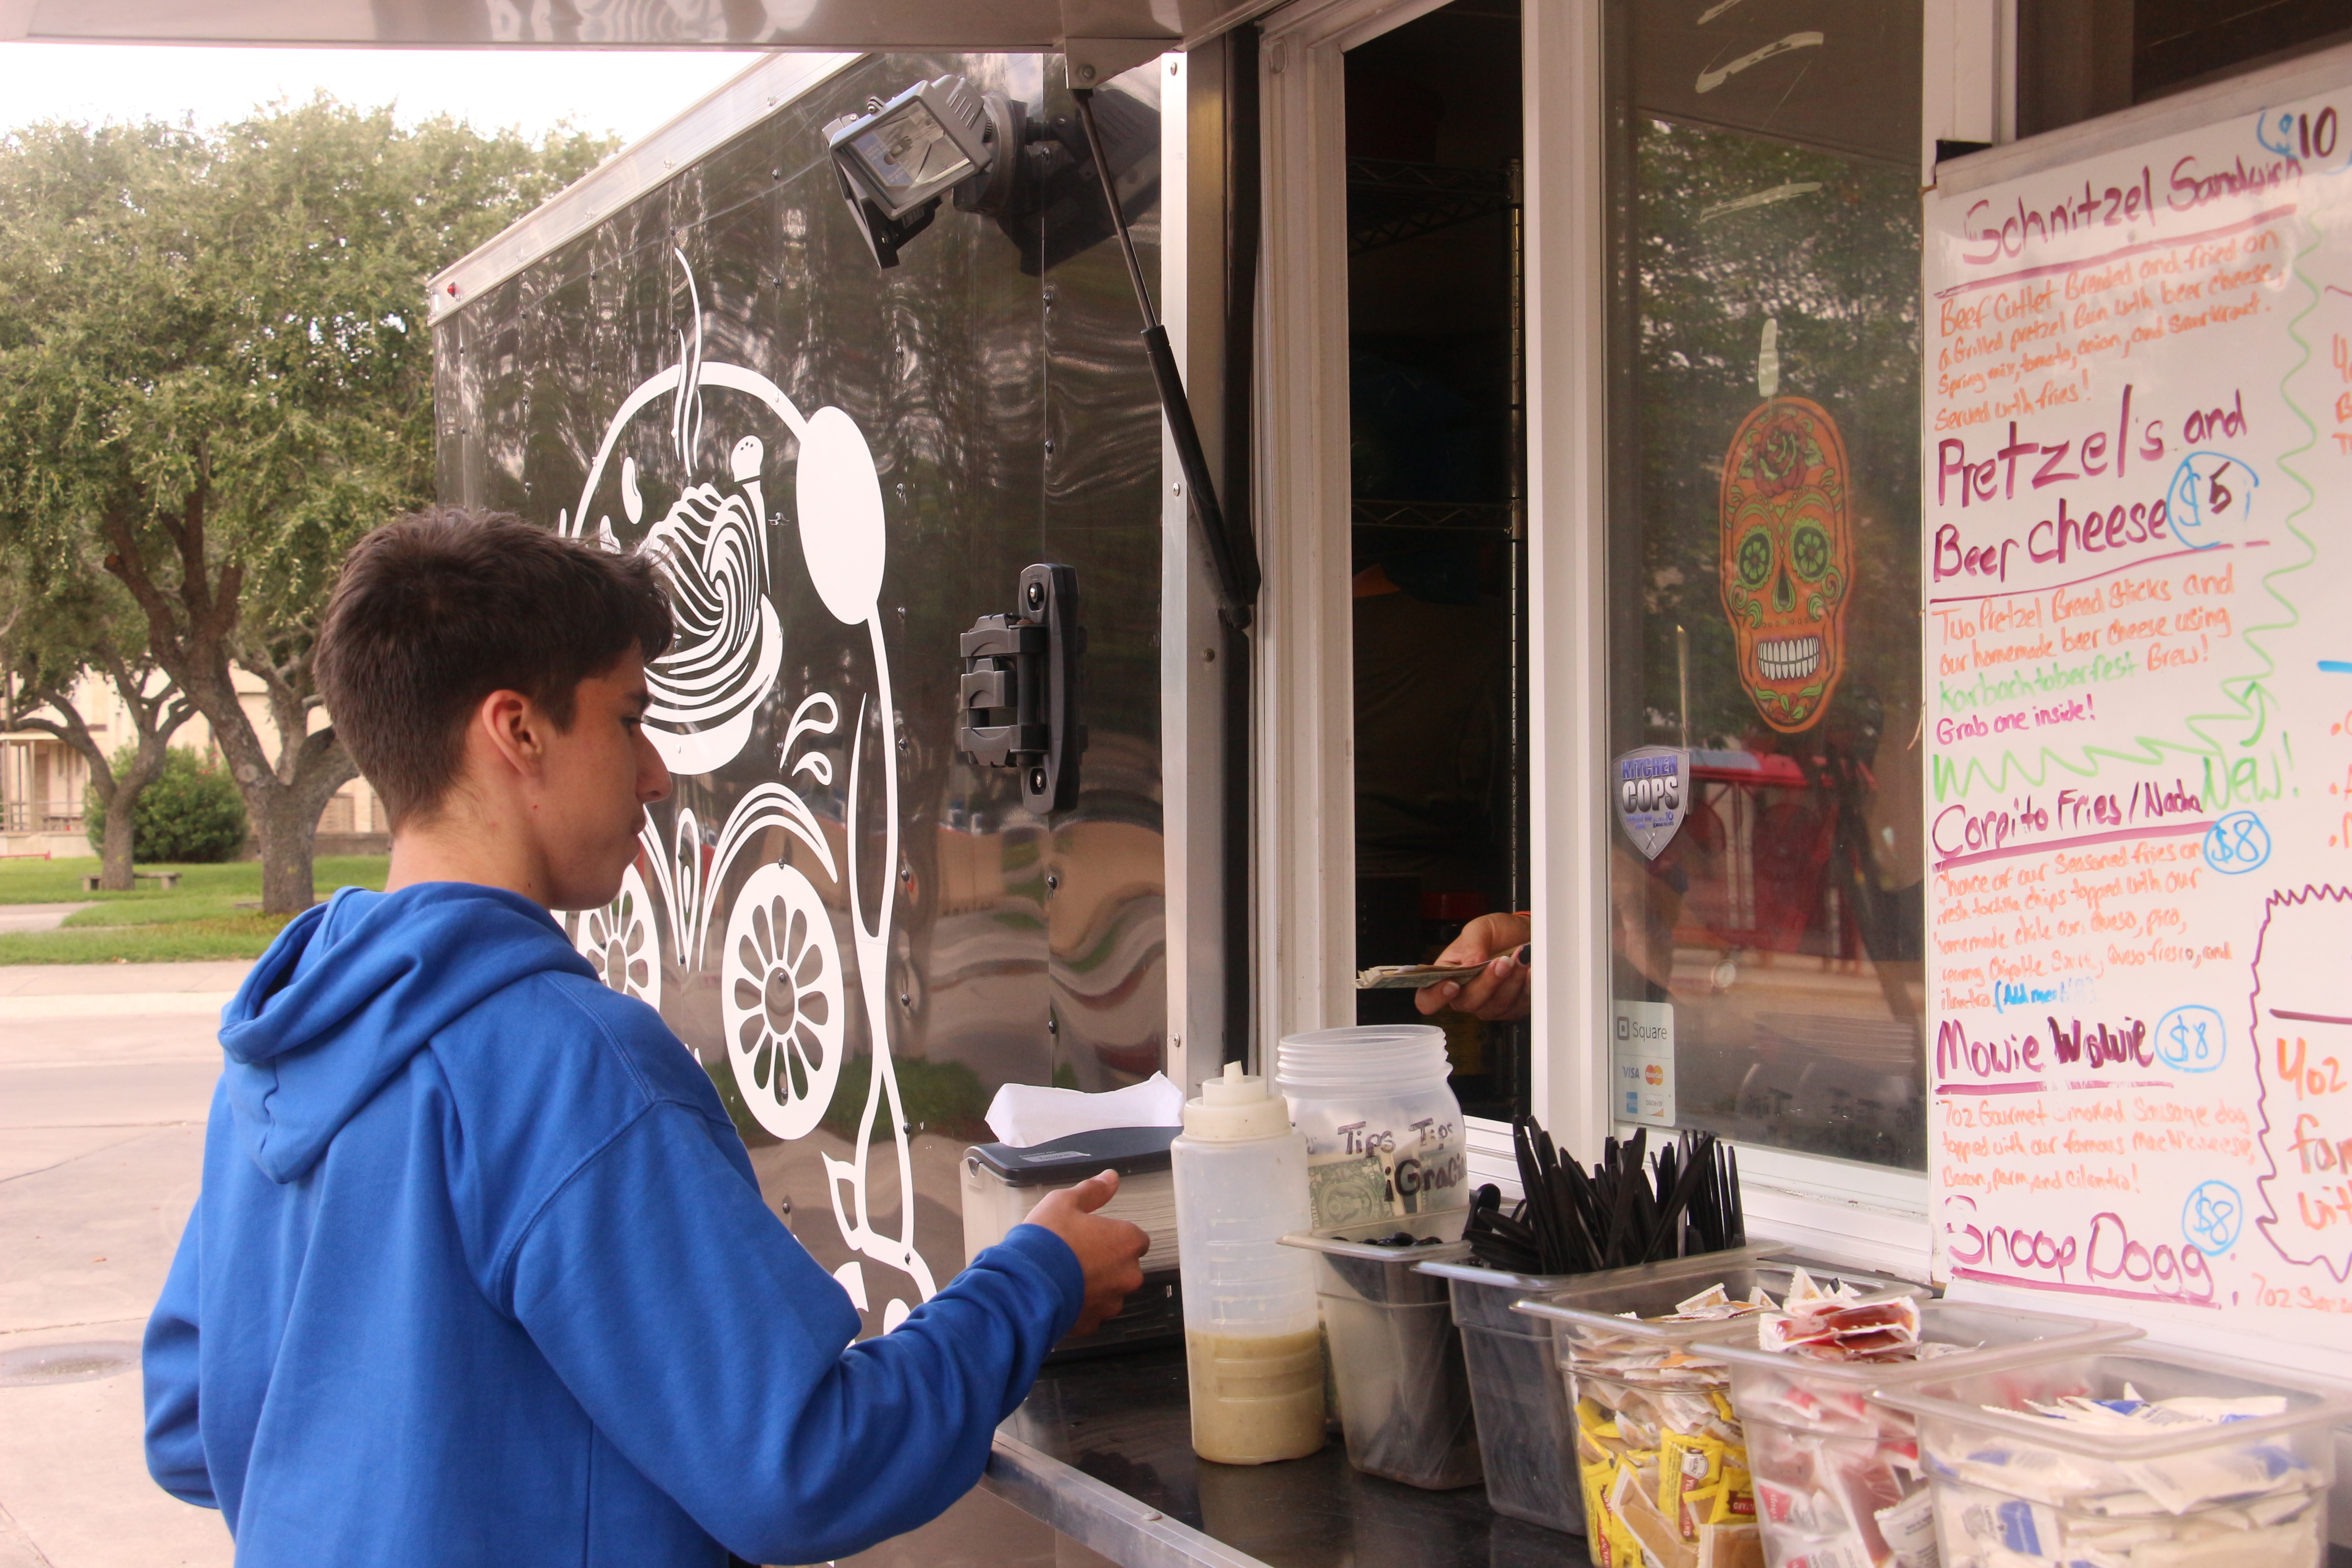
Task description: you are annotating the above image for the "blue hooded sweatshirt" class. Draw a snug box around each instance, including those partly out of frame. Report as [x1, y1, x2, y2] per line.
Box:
[143, 882, 1083, 1566]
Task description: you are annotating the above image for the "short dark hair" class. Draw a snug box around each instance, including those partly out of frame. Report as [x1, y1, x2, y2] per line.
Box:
[314, 509, 672, 827]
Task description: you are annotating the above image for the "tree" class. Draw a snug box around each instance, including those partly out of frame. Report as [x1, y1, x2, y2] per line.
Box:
[88, 745, 249, 864]
[0, 103, 611, 911]
[1, 569, 194, 890]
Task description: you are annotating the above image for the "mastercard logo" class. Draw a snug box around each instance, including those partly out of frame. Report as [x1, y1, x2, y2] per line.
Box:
[1644, 1064, 1665, 1086]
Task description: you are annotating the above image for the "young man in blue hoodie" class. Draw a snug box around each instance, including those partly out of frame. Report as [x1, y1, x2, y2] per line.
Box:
[142, 510, 1150, 1566]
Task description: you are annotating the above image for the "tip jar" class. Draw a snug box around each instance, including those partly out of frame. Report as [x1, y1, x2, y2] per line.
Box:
[1275, 1024, 1468, 1230]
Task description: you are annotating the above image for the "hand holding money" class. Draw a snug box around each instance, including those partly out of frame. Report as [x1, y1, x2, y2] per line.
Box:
[1406, 911, 1531, 1022]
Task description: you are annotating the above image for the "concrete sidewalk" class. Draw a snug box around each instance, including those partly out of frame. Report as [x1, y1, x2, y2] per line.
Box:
[0, 957, 1083, 1568]
[0, 961, 240, 1568]
[0, 906, 91, 935]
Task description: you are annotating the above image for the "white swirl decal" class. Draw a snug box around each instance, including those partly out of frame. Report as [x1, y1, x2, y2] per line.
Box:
[560, 250, 936, 1319]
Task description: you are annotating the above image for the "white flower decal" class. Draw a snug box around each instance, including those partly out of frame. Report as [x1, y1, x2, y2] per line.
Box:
[723, 862, 845, 1140]
[578, 864, 662, 1010]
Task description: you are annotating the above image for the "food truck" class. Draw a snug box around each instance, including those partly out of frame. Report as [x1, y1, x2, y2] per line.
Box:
[20, 0, 2352, 1561]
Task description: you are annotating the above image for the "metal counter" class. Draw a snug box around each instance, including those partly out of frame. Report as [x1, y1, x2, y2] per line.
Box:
[985, 1346, 2352, 1568]
[984, 1346, 1578, 1568]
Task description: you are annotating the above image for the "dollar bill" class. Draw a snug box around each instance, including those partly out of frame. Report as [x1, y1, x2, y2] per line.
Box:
[1308, 1152, 1394, 1229]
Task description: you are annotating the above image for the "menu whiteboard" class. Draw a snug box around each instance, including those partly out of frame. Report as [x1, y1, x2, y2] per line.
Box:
[1923, 48, 2352, 1363]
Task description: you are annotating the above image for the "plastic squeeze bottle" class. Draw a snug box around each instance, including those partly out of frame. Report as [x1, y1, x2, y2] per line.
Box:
[1171, 1061, 1324, 1464]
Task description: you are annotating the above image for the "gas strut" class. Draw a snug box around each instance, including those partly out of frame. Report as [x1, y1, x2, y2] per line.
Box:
[1071, 87, 1263, 628]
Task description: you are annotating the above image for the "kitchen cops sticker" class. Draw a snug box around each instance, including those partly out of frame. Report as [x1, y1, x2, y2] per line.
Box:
[1614, 746, 1690, 860]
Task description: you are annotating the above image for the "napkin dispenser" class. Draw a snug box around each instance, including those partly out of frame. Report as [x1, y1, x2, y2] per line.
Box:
[961, 1124, 1180, 1264]
[961, 1124, 1181, 1356]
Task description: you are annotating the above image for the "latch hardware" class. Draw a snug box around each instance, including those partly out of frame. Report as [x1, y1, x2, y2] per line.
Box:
[956, 563, 1085, 813]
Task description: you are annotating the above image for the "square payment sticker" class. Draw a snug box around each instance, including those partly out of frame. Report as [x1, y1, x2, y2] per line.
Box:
[1612, 1000, 1675, 1127]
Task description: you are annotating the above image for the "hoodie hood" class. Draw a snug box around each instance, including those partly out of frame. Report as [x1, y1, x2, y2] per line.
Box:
[220, 883, 593, 1182]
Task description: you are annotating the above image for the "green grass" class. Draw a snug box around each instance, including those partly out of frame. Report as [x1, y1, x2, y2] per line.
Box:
[0, 855, 388, 965]
[819, 1054, 993, 1144]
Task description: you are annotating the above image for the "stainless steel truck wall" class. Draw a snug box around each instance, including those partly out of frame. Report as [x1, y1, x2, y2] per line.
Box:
[431, 53, 1171, 1335]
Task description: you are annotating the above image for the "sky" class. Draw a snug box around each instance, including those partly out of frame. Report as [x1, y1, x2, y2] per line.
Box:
[0, 43, 771, 146]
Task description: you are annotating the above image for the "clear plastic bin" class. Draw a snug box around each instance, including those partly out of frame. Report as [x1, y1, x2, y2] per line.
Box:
[1282, 1229, 1483, 1490]
[1709, 1301, 2140, 1568]
[1416, 1245, 1782, 1536]
[1877, 1347, 2352, 1568]
[1517, 1259, 1926, 1568]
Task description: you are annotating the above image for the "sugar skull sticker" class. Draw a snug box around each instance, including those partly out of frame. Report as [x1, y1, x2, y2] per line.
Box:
[1719, 396, 1851, 733]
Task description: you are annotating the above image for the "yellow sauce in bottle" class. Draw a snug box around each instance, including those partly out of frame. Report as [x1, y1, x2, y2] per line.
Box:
[1185, 1326, 1327, 1465]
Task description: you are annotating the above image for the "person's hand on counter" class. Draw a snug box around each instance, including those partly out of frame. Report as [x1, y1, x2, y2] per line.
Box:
[1415, 911, 1533, 1023]
[1026, 1170, 1151, 1335]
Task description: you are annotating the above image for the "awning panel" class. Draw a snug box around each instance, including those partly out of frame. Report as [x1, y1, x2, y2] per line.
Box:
[4, 0, 1275, 52]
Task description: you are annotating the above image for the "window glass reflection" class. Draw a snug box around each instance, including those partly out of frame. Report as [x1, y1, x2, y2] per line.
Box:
[1607, 21, 1926, 1169]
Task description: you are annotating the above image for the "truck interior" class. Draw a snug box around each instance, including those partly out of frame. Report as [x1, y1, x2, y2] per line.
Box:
[1342, 0, 1527, 1125]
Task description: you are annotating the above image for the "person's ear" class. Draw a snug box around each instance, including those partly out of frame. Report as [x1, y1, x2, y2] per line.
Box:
[470, 688, 549, 782]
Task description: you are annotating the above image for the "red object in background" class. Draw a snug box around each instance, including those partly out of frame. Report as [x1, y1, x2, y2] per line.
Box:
[1420, 890, 1488, 923]
[1673, 752, 1872, 958]
[1752, 799, 1833, 953]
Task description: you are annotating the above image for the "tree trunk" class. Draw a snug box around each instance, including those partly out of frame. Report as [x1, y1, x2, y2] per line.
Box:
[212, 758, 353, 915]
[97, 785, 138, 890]
[258, 788, 321, 916]
[242, 733, 355, 916]
[101, 500, 352, 915]
[101, 733, 180, 892]
[148, 662, 346, 915]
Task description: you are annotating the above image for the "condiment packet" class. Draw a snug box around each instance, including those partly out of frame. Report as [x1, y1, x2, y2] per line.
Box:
[1935, 1473, 2325, 1567]
[1958, 1495, 2063, 1557]
[1661, 1429, 1729, 1535]
[1980, 1385, 2318, 1514]
[1678, 1284, 1733, 1316]
[1872, 1485, 1937, 1568]
[1759, 1291, 1923, 1358]
[1694, 1519, 1763, 1568]
[1616, 1465, 1697, 1568]
[1661, 1283, 1778, 1324]
[1754, 1475, 1830, 1532]
[2124, 1446, 2309, 1515]
[1783, 1267, 1861, 1309]
[1775, 1546, 1870, 1568]
[1571, 1281, 1769, 1565]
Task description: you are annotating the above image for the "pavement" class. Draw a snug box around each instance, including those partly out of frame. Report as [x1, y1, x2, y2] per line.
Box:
[0, 959, 242, 1568]
[0, 906, 91, 935]
[0, 951, 1092, 1568]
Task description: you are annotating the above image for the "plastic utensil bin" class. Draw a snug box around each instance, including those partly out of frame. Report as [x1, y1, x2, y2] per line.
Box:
[1517, 1259, 1926, 1568]
[1709, 1301, 2141, 1568]
[1412, 1260, 1592, 1532]
[1876, 1347, 2352, 1568]
[1282, 1229, 1483, 1490]
[1415, 1245, 1783, 1535]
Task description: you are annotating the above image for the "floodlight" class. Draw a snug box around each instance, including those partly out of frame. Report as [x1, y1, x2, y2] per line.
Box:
[825, 77, 1035, 270]
[819, 73, 1262, 625]
[829, 76, 995, 219]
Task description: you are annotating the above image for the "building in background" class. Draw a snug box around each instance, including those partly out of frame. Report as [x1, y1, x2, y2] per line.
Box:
[0, 668, 382, 859]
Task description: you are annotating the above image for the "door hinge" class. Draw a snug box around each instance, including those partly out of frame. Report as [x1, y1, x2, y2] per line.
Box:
[956, 563, 1086, 813]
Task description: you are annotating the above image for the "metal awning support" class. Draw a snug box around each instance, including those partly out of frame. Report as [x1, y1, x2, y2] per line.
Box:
[1071, 85, 1261, 627]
